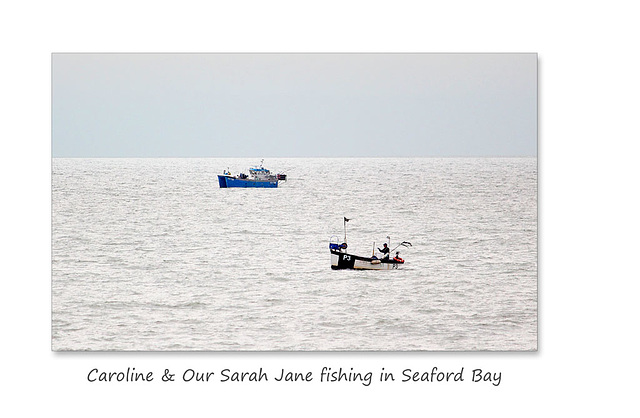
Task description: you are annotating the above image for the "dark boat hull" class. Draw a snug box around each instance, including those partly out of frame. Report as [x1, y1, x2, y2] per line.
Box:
[330, 249, 404, 270]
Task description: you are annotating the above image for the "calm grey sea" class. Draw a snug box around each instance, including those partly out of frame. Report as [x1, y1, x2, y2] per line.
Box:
[52, 157, 537, 351]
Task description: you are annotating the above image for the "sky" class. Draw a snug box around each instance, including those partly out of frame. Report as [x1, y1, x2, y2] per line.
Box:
[52, 53, 537, 157]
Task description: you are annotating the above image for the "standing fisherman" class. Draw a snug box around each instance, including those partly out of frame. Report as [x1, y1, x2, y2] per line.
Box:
[378, 243, 390, 259]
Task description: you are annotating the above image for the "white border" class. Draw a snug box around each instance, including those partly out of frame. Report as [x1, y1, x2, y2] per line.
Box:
[2, 0, 638, 415]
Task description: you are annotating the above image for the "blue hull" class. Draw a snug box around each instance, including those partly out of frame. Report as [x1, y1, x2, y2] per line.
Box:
[218, 175, 278, 188]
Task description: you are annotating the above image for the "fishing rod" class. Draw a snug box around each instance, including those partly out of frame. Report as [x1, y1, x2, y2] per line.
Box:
[390, 240, 413, 253]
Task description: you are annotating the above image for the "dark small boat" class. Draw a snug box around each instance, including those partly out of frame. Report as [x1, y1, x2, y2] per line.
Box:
[330, 218, 411, 270]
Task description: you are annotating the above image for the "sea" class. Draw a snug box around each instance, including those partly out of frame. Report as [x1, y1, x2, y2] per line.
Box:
[51, 157, 537, 351]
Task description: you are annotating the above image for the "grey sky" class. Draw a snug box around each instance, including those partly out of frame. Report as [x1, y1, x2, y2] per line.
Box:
[52, 53, 537, 157]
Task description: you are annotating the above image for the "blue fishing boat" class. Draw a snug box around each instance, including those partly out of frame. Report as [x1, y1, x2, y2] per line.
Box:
[218, 160, 286, 188]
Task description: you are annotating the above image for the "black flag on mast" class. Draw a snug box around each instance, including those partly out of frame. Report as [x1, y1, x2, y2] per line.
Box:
[344, 217, 351, 223]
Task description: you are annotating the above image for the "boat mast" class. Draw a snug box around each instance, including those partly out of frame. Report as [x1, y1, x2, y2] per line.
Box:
[343, 217, 350, 244]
